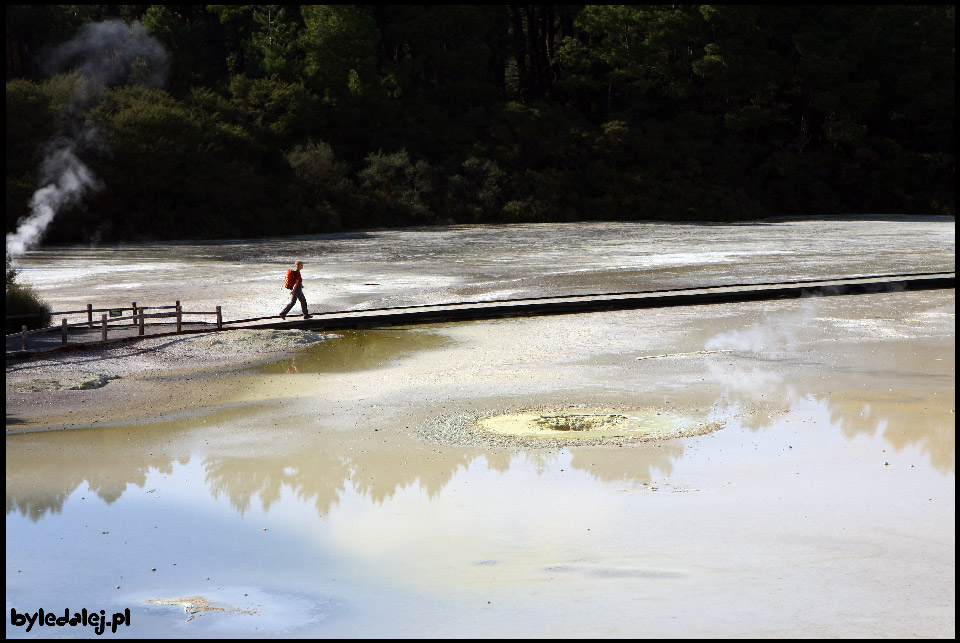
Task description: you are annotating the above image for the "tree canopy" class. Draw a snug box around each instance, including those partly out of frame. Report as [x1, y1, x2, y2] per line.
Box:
[5, 5, 954, 245]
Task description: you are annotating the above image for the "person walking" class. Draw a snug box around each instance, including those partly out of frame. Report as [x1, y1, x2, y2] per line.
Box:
[280, 260, 313, 320]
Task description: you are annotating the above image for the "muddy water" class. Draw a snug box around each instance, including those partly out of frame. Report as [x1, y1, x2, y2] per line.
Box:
[256, 329, 455, 374]
[5, 218, 956, 638]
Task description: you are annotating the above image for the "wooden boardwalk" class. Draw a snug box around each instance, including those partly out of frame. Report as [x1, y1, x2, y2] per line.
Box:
[5, 271, 954, 359]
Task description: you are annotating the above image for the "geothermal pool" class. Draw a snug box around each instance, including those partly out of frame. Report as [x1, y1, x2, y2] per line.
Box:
[5, 217, 955, 638]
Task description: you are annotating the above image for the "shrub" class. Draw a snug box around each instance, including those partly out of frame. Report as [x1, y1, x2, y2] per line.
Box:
[6, 257, 51, 333]
[444, 156, 504, 222]
[357, 150, 436, 225]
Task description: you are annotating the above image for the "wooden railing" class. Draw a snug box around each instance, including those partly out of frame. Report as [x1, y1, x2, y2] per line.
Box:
[6, 301, 224, 351]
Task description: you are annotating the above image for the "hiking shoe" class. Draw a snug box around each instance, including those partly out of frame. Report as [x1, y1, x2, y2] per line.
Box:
[303, 314, 313, 319]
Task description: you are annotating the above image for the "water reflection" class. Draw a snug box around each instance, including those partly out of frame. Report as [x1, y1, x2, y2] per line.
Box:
[200, 448, 478, 517]
[6, 418, 686, 523]
[5, 439, 187, 520]
[698, 301, 954, 471]
[287, 439, 681, 510]
[257, 329, 454, 375]
[823, 391, 955, 472]
[698, 356, 954, 471]
[7, 377, 952, 525]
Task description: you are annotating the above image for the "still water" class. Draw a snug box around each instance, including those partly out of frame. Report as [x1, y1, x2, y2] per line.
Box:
[6, 217, 956, 637]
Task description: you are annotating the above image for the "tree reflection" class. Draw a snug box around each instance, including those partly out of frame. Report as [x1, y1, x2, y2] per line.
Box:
[821, 391, 955, 473]
[6, 419, 683, 522]
[700, 342, 954, 473]
[5, 425, 187, 521]
[6, 356, 953, 523]
[569, 443, 682, 484]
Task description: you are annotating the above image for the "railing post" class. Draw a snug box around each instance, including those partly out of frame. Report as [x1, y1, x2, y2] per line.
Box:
[62, 318, 68, 344]
[216, 306, 222, 330]
[87, 303, 93, 327]
[176, 301, 182, 333]
[101, 314, 108, 341]
[131, 302, 138, 326]
[22, 325, 28, 350]
[139, 308, 145, 336]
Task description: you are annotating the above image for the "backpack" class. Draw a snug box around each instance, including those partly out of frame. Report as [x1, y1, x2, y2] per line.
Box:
[284, 269, 298, 289]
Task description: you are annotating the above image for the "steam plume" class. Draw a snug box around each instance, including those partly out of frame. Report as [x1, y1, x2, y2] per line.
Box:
[704, 298, 821, 354]
[5, 20, 168, 260]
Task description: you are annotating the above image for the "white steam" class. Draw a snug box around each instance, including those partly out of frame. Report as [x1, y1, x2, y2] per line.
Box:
[704, 298, 821, 354]
[41, 20, 169, 88]
[7, 149, 103, 258]
[701, 298, 823, 406]
[6, 20, 168, 261]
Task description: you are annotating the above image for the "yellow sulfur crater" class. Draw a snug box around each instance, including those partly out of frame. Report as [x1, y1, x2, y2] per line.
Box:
[477, 407, 712, 441]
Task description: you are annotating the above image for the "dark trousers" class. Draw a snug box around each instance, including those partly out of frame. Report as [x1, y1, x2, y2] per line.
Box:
[281, 285, 309, 316]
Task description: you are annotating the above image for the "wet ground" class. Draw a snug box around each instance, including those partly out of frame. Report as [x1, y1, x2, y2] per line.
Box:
[8, 215, 955, 320]
[5, 217, 956, 638]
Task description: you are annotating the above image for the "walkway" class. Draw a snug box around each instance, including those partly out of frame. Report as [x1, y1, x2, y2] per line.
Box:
[6, 272, 954, 359]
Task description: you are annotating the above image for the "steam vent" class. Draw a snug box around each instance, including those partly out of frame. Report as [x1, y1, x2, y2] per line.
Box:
[425, 406, 724, 448]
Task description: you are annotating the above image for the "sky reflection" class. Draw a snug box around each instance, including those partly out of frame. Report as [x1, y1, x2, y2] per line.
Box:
[6, 374, 952, 526]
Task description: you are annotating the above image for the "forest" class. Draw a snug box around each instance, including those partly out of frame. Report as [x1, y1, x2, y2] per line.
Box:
[5, 5, 956, 246]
